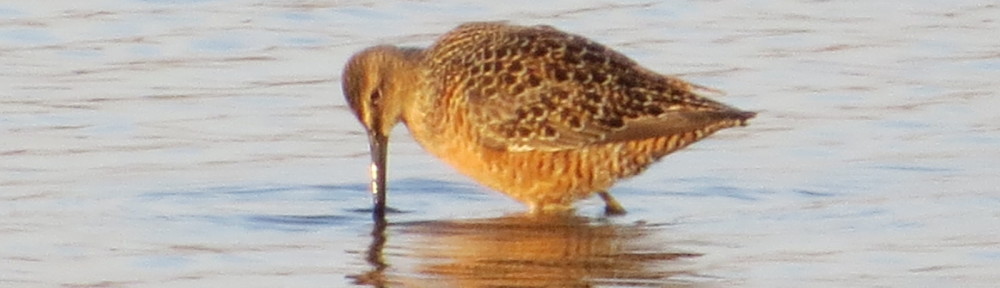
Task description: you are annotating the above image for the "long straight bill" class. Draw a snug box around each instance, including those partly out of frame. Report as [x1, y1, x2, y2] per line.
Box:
[368, 133, 389, 222]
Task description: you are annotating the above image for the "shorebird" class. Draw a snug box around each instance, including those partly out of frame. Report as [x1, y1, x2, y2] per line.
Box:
[342, 22, 755, 220]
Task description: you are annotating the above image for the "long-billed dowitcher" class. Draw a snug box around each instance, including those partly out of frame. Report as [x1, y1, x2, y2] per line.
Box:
[343, 22, 755, 219]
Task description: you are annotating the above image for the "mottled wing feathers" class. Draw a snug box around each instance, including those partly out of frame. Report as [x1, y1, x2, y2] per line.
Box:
[426, 22, 754, 152]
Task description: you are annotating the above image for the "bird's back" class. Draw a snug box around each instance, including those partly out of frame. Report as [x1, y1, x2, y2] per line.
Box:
[421, 22, 753, 151]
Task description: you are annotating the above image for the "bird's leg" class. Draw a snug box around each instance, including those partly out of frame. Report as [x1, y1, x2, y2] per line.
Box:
[598, 191, 627, 216]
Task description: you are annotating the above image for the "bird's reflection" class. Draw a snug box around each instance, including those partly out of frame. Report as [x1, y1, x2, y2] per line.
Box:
[349, 215, 390, 287]
[350, 213, 701, 287]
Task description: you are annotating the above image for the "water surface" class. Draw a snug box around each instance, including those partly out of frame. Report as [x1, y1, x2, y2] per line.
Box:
[2, 0, 998, 287]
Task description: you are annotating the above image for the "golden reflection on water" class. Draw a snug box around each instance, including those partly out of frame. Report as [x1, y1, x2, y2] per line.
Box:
[352, 214, 701, 287]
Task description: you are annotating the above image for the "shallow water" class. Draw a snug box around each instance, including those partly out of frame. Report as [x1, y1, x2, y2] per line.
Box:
[2, 1, 998, 287]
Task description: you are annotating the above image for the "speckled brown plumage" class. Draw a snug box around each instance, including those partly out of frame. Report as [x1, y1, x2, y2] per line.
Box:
[342, 22, 755, 216]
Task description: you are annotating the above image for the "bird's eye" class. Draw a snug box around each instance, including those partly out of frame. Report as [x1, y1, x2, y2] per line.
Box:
[370, 89, 382, 106]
